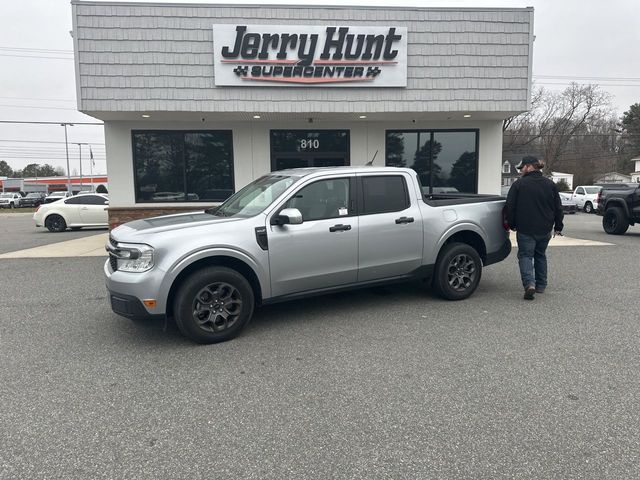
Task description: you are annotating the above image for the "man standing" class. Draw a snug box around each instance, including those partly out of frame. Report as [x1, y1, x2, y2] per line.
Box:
[506, 156, 564, 300]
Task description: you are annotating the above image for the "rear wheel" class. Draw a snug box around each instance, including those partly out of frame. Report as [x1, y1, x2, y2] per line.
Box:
[9, 202, 15, 209]
[584, 202, 593, 214]
[602, 207, 629, 235]
[432, 242, 482, 300]
[45, 214, 67, 232]
[173, 267, 254, 344]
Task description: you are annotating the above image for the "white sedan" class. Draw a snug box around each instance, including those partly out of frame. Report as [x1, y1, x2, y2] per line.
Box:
[34, 194, 109, 232]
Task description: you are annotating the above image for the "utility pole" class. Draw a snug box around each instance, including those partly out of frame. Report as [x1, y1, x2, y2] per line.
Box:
[61, 123, 74, 193]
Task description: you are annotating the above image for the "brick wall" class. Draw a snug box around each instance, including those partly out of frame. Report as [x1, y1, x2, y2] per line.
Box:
[108, 205, 216, 230]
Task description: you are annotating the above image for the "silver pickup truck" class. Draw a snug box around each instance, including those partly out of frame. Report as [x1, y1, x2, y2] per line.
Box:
[105, 166, 511, 343]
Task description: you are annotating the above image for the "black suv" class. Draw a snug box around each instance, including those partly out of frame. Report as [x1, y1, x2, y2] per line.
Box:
[20, 192, 47, 207]
[596, 183, 640, 235]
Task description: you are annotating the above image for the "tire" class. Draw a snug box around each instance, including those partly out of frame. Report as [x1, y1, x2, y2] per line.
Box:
[602, 207, 629, 235]
[173, 266, 255, 344]
[432, 242, 483, 301]
[45, 214, 67, 232]
[584, 202, 593, 214]
[9, 202, 15, 209]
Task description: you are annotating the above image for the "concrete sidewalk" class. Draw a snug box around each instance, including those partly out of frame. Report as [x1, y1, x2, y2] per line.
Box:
[0, 233, 108, 258]
[0, 230, 613, 259]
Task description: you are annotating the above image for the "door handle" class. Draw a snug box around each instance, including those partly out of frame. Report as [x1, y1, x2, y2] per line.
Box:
[81, 207, 89, 210]
[329, 224, 351, 232]
[395, 216, 414, 224]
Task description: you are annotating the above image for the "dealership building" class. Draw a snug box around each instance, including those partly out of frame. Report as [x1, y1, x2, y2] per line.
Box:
[71, 1, 534, 226]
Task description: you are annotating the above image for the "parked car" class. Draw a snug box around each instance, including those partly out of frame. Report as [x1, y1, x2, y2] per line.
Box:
[20, 192, 47, 207]
[43, 191, 73, 204]
[0, 192, 23, 209]
[33, 194, 109, 232]
[571, 185, 601, 213]
[596, 183, 640, 235]
[558, 192, 577, 214]
[105, 166, 512, 344]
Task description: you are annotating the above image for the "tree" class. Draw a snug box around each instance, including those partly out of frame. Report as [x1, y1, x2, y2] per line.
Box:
[503, 83, 620, 184]
[554, 179, 571, 192]
[0, 160, 13, 177]
[620, 103, 640, 155]
[20, 163, 60, 178]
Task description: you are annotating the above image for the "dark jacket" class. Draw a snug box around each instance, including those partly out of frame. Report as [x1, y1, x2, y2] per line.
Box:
[506, 171, 564, 235]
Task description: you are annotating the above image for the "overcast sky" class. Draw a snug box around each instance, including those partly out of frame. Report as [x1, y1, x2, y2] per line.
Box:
[0, 0, 638, 175]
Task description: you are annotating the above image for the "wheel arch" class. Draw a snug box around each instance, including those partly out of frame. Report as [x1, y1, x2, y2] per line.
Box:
[166, 255, 263, 317]
[604, 199, 630, 217]
[439, 229, 487, 264]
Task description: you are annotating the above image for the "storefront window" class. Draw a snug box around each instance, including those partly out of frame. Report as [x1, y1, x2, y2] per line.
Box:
[270, 130, 350, 171]
[133, 130, 234, 203]
[385, 130, 478, 194]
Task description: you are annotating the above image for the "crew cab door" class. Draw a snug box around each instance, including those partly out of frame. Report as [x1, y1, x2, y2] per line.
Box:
[573, 187, 585, 207]
[356, 173, 423, 282]
[268, 177, 358, 298]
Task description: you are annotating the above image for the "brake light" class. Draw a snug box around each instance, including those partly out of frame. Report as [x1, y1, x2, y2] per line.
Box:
[35, 205, 41, 213]
[596, 191, 603, 207]
[502, 206, 510, 231]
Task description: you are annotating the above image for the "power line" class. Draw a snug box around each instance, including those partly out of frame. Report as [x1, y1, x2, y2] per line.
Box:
[534, 74, 640, 82]
[0, 46, 73, 53]
[0, 54, 74, 60]
[0, 104, 79, 111]
[0, 96, 76, 103]
[0, 120, 103, 125]
[0, 139, 105, 145]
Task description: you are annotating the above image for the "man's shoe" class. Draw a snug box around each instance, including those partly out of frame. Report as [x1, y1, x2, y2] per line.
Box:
[524, 286, 535, 300]
[535, 287, 545, 294]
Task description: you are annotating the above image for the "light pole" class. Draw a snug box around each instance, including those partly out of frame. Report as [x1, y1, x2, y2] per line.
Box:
[61, 123, 74, 193]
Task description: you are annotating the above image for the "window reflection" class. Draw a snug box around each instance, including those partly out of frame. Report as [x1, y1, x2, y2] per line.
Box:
[385, 130, 477, 194]
[133, 131, 234, 203]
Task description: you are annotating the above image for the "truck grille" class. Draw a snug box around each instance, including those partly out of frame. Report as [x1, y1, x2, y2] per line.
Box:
[108, 236, 118, 271]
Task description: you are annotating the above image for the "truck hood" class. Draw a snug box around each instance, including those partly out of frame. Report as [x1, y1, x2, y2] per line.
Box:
[112, 211, 246, 239]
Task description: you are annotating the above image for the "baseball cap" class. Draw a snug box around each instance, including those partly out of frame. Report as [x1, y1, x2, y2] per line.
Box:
[515, 155, 539, 170]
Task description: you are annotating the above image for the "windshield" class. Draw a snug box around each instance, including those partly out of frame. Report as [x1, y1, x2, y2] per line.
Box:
[26, 193, 40, 198]
[210, 174, 299, 218]
[585, 187, 601, 194]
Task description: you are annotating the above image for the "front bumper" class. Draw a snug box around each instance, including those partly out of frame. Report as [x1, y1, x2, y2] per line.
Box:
[104, 259, 167, 320]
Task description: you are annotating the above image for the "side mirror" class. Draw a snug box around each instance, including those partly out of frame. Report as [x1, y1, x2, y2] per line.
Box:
[105, 200, 109, 205]
[273, 207, 303, 225]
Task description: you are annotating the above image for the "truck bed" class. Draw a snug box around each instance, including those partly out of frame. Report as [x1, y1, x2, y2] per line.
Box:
[423, 193, 505, 207]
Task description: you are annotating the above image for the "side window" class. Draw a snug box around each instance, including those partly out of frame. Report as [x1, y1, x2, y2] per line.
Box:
[65, 196, 83, 205]
[576, 187, 585, 195]
[283, 178, 350, 222]
[361, 175, 409, 215]
[80, 195, 108, 205]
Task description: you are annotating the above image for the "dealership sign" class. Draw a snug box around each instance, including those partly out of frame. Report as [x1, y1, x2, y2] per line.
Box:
[212, 25, 407, 87]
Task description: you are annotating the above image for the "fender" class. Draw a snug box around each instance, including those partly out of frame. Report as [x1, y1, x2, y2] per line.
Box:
[159, 246, 270, 304]
[426, 221, 488, 264]
[604, 198, 630, 217]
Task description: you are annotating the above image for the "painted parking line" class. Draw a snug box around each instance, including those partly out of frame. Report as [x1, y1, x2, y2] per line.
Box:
[0, 233, 108, 259]
[508, 232, 613, 247]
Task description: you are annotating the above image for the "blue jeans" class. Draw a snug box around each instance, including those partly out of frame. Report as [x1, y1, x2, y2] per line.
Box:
[516, 232, 552, 289]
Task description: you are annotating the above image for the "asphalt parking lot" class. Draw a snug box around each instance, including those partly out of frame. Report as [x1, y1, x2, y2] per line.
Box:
[1, 212, 639, 479]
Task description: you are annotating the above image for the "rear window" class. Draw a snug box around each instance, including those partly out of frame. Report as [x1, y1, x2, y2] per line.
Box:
[361, 175, 409, 215]
[585, 187, 601, 194]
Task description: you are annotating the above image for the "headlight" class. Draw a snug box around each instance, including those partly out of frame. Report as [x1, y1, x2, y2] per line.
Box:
[107, 242, 155, 272]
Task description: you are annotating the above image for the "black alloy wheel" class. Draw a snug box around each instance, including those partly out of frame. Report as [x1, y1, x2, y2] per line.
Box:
[602, 207, 629, 235]
[174, 267, 254, 344]
[45, 214, 67, 232]
[432, 242, 482, 301]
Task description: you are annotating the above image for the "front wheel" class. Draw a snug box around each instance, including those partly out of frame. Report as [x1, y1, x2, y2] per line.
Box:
[602, 207, 629, 235]
[432, 242, 482, 300]
[173, 267, 255, 344]
[45, 214, 67, 232]
[584, 202, 593, 214]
